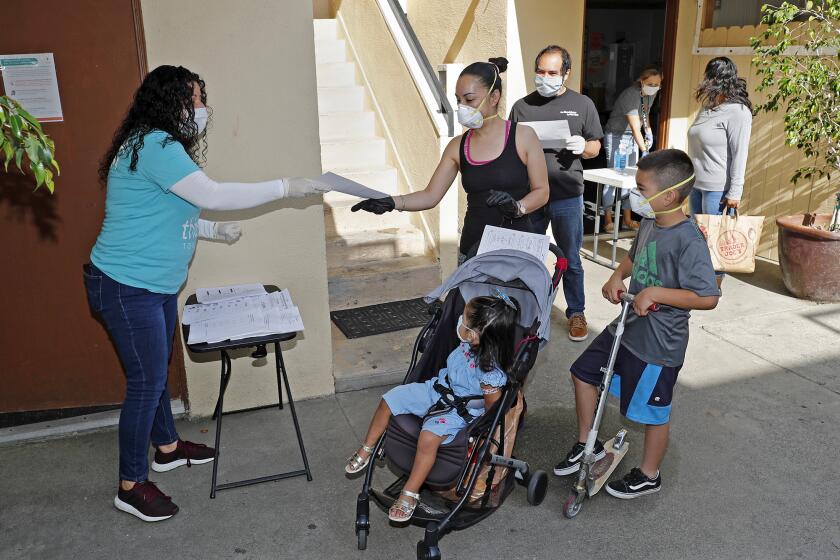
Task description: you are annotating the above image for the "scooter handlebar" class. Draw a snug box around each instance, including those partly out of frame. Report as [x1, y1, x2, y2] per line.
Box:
[619, 291, 659, 312]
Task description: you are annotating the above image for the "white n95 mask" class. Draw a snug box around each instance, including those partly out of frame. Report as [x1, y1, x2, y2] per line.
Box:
[629, 174, 695, 219]
[193, 107, 208, 135]
[641, 84, 660, 96]
[458, 104, 486, 129]
[535, 74, 564, 97]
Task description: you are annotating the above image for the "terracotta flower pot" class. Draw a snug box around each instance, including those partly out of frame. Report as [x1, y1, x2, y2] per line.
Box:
[776, 214, 840, 302]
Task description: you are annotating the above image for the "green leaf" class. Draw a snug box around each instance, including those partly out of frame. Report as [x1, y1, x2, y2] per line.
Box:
[9, 113, 22, 139]
[31, 161, 46, 189]
[14, 147, 23, 172]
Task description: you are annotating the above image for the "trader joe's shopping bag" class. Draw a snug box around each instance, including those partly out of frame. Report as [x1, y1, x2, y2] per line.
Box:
[694, 212, 765, 273]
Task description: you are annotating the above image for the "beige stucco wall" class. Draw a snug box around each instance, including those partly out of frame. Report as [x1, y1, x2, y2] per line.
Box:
[141, 0, 334, 417]
[335, 0, 444, 254]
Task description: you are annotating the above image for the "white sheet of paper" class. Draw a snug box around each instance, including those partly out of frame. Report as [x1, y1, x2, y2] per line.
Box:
[187, 304, 305, 344]
[182, 290, 294, 324]
[520, 120, 571, 150]
[0, 53, 64, 122]
[477, 226, 550, 262]
[196, 283, 266, 304]
[317, 172, 388, 200]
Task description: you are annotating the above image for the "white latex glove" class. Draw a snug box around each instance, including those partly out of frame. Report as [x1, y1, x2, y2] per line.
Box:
[215, 222, 242, 243]
[565, 135, 586, 155]
[285, 177, 332, 198]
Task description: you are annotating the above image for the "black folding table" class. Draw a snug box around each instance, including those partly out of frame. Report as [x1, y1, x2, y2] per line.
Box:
[183, 285, 312, 498]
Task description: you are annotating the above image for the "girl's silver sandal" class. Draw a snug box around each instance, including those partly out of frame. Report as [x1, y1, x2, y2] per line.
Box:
[345, 444, 375, 474]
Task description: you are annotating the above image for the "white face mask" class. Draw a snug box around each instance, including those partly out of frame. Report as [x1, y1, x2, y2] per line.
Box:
[629, 174, 696, 219]
[193, 107, 208, 135]
[456, 315, 476, 343]
[458, 104, 486, 129]
[535, 74, 564, 97]
[641, 84, 660, 96]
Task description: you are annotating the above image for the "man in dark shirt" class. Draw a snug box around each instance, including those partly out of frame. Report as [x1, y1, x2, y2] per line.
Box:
[510, 45, 603, 342]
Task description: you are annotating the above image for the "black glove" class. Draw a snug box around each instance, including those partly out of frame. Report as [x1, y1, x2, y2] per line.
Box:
[486, 189, 520, 219]
[351, 196, 395, 215]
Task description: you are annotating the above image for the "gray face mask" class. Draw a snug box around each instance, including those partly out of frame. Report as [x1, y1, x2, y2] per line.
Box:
[193, 107, 208, 135]
[535, 74, 564, 97]
[457, 315, 476, 343]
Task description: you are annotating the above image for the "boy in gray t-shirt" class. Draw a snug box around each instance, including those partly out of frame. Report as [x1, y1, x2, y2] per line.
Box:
[554, 149, 720, 499]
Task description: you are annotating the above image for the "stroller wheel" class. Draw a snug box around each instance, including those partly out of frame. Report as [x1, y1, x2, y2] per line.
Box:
[357, 528, 367, 550]
[526, 470, 548, 506]
[417, 542, 441, 560]
[563, 491, 584, 519]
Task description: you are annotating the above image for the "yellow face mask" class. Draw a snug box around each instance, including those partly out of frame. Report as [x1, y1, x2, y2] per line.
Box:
[629, 174, 695, 218]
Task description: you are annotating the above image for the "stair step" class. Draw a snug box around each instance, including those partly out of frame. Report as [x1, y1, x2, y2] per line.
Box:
[326, 226, 428, 264]
[324, 202, 409, 236]
[331, 323, 421, 392]
[328, 255, 441, 310]
[321, 137, 387, 169]
[313, 19, 338, 40]
[319, 111, 376, 141]
[314, 39, 348, 64]
[317, 86, 365, 113]
[316, 62, 357, 88]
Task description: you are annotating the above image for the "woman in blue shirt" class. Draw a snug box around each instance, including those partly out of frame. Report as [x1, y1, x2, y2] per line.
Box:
[85, 65, 328, 522]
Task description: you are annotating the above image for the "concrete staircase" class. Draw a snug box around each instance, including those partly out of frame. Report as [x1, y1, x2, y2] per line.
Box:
[313, 19, 441, 393]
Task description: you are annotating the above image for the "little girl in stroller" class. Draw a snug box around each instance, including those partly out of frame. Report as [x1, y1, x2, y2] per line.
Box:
[345, 292, 519, 523]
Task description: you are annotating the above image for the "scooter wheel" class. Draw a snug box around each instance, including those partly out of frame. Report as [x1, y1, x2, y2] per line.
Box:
[563, 491, 584, 519]
[357, 528, 367, 550]
[526, 470, 548, 506]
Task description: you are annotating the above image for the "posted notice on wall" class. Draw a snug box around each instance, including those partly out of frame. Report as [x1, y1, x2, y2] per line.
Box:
[0, 53, 64, 122]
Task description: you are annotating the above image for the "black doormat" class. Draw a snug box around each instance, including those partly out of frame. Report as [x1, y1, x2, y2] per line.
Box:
[331, 298, 431, 339]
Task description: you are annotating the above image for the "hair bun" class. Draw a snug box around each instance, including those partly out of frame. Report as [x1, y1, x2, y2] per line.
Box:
[488, 57, 509, 74]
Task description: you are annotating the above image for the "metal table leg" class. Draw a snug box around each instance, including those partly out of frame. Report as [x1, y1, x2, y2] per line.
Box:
[275, 342, 313, 481]
[210, 349, 232, 499]
[611, 189, 622, 267]
[593, 183, 602, 261]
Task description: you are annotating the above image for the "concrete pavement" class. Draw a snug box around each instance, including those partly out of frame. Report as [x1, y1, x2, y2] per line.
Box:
[2, 259, 839, 560]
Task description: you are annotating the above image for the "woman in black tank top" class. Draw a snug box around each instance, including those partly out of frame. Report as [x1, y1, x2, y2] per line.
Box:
[352, 57, 549, 261]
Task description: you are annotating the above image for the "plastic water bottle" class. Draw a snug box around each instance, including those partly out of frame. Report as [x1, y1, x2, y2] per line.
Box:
[615, 138, 628, 170]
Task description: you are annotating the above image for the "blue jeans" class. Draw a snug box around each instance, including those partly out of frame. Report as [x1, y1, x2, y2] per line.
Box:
[83, 263, 179, 482]
[533, 196, 585, 317]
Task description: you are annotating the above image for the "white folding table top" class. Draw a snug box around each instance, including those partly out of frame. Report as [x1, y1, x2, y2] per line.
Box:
[583, 167, 637, 190]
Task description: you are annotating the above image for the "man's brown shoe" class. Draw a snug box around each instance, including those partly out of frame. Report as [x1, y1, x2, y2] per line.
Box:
[568, 314, 588, 342]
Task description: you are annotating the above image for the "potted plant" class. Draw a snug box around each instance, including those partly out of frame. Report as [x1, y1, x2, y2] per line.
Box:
[752, 1, 840, 301]
[0, 95, 59, 192]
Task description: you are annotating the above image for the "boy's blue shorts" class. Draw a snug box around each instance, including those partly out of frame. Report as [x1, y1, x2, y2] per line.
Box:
[571, 328, 681, 425]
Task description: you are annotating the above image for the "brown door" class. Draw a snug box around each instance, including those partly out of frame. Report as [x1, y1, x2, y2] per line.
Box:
[0, 0, 187, 414]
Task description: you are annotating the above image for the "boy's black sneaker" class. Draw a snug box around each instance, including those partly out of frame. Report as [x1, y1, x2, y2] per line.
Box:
[605, 467, 661, 499]
[152, 439, 215, 472]
[114, 481, 178, 522]
[553, 440, 606, 476]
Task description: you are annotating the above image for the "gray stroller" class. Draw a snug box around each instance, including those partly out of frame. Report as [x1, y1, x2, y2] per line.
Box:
[354, 245, 567, 560]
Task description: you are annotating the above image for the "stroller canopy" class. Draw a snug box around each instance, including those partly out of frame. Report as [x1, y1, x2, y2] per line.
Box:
[424, 249, 557, 345]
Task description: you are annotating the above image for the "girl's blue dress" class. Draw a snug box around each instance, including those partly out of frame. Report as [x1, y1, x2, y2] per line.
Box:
[383, 342, 507, 444]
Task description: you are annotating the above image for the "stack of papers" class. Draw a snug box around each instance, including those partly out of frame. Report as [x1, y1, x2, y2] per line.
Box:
[184, 284, 304, 345]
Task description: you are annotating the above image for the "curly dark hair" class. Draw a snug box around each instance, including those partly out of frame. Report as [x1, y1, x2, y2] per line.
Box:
[695, 57, 752, 112]
[466, 295, 519, 373]
[98, 65, 210, 184]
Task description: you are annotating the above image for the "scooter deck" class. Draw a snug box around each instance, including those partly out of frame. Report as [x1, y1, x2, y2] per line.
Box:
[587, 434, 629, 497]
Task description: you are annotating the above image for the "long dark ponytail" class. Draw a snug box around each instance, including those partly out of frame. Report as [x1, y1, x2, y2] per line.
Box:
[466, 295, 519, 373]
[98, 65, 210, 185]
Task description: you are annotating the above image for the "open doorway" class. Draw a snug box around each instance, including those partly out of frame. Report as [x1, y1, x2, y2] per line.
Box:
[581, 0, 678, 150]
[579, 0, 679, 235]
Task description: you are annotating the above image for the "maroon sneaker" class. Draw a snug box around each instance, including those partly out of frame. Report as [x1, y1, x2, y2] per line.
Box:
[114, 481, 178, 522]
[152, 439, 215, 473]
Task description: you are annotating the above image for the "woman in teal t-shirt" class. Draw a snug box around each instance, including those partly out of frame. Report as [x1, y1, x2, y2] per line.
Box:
[84, 65, 329, 522]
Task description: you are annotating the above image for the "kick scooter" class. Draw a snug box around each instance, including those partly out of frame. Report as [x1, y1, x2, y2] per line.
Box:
[563, 292, 656, 518]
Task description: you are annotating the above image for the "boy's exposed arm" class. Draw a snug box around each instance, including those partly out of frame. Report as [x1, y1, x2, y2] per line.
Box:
[602, 255, 634, 304]
[634, 286, 719, 316]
